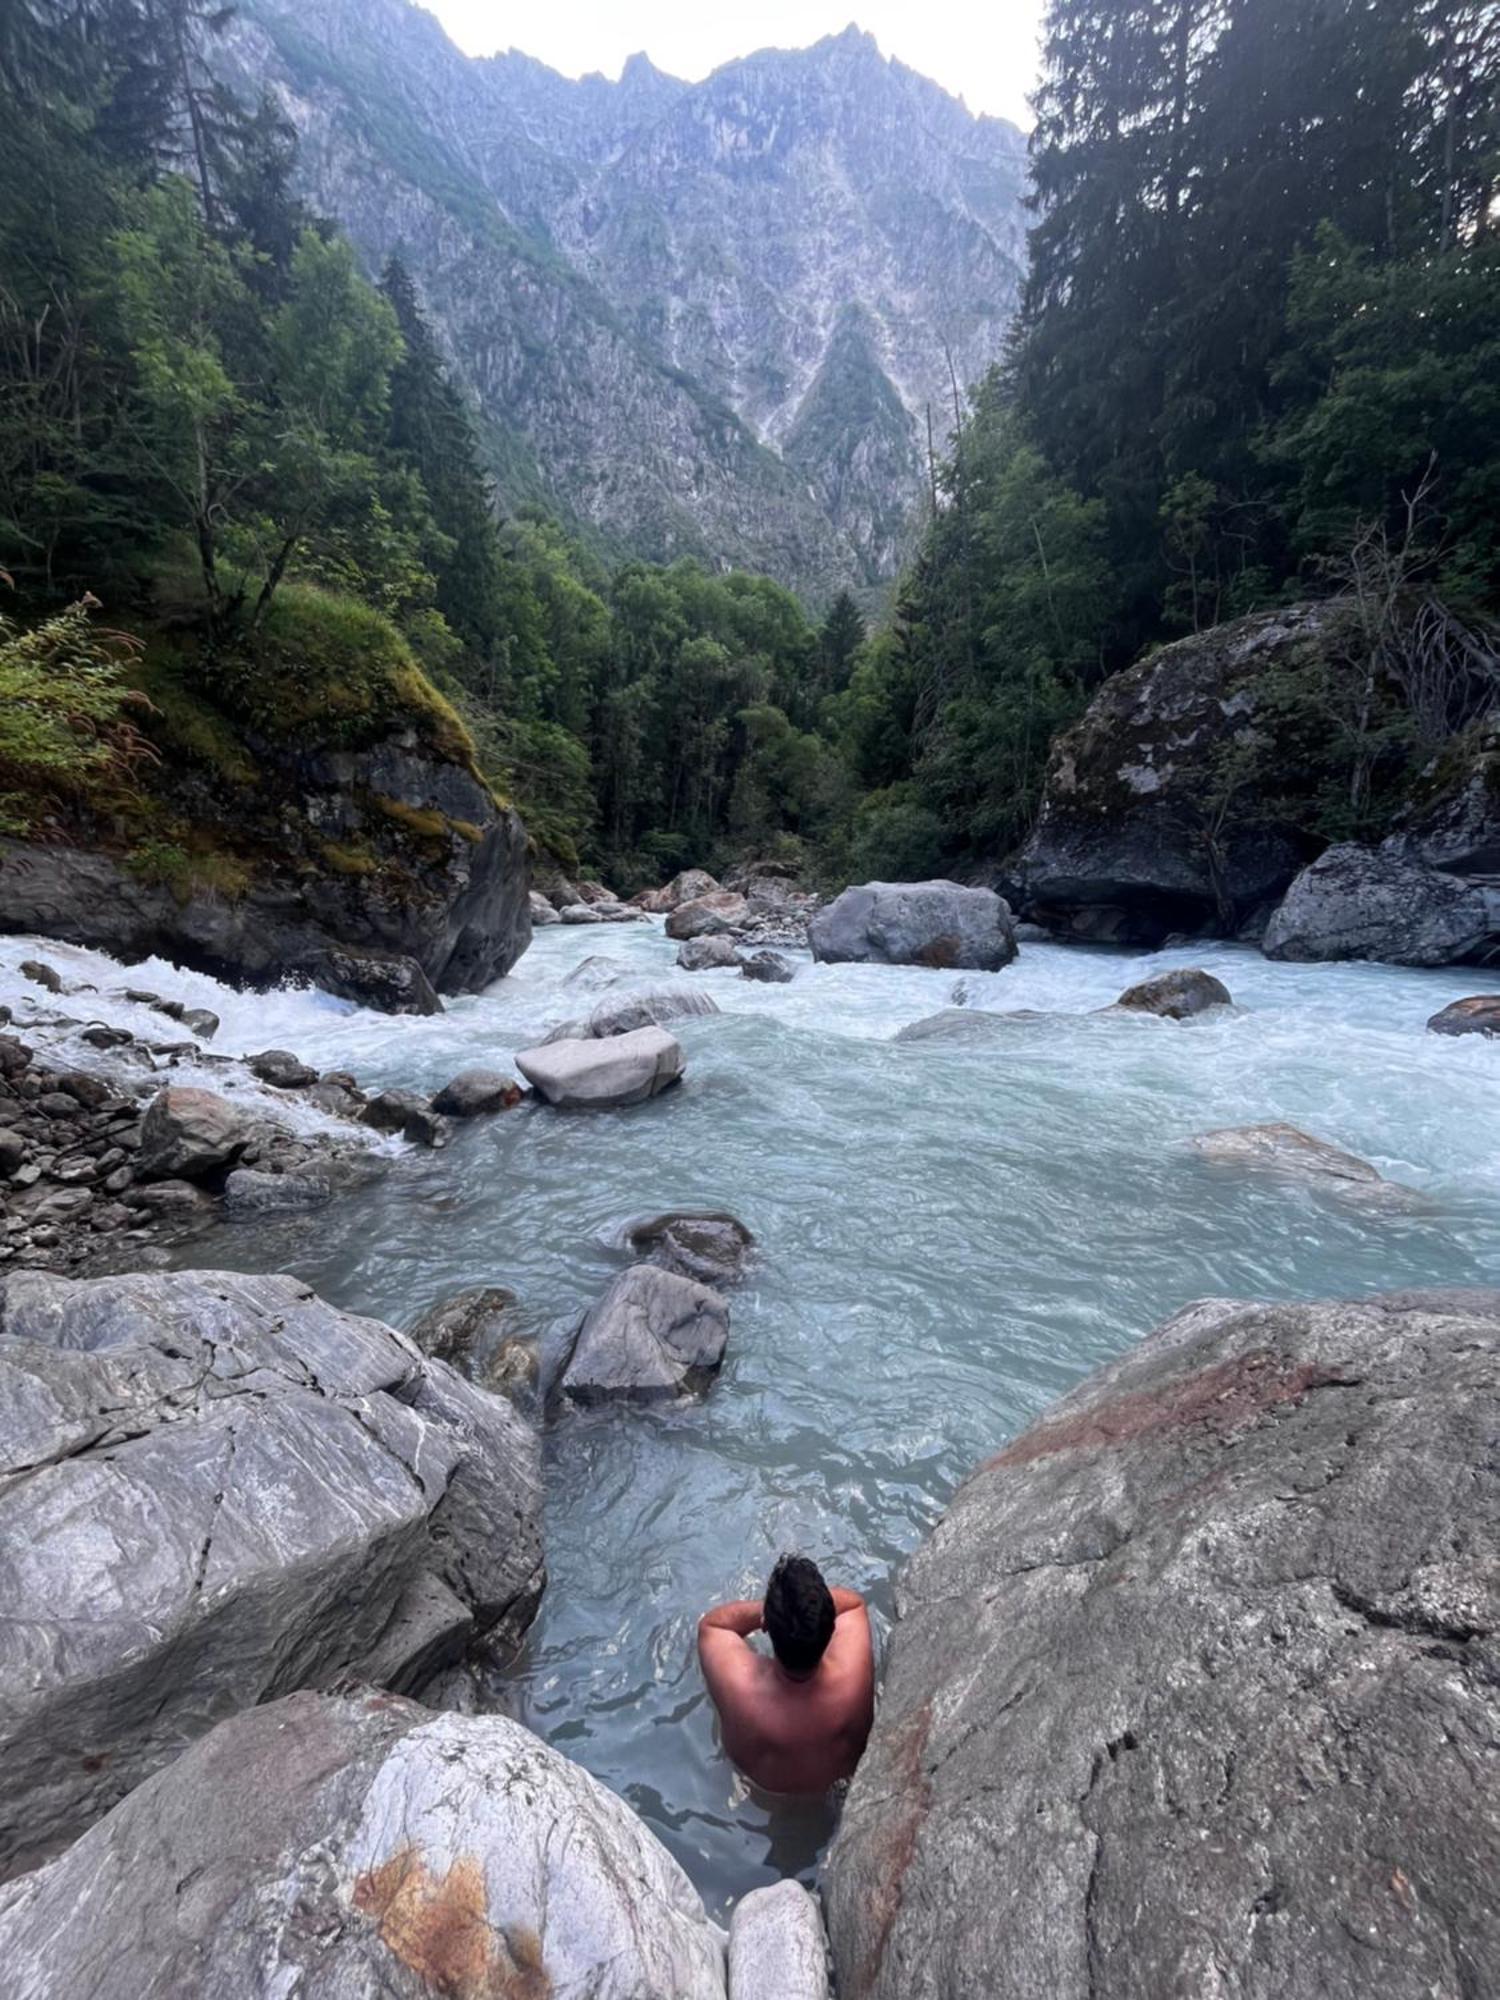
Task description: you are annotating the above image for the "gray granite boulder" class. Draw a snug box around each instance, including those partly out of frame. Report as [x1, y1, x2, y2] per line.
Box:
[1428, 995, 1500, 1037]
[516, 1025, 684, 1108]
[1189, 1122, 1423, 1210]
[222, 1166, 331, 1214]
[543, 985, 721, 1043]
[666, 890, 752, 940]
[428, 1068, 523, 1116]
[1114, 967, 1232, 1018]
[137, 1085, 254, 1182]
[0, 1268, 543, 1879]
[824, 1288, 1500, 2000]
[810, 881, 1017, 970]
[679, 934, 742, 971]
[741, 949, 795, 983]
[0, 1691, 728, 1997]
[561, 1264, 729, 1404]
[1264, 844, 1495, 966]
[730, 1881, 830, 1999]
[529, 888, 561, 925]
[633, 866, 721, 913]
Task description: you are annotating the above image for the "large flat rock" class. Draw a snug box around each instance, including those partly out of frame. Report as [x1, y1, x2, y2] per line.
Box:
[0, 1690, 728, 1998]
[824, 1289, 1500, 2000]
[0, 1269, 543, 1880]
[516, 1024, 685, 1107]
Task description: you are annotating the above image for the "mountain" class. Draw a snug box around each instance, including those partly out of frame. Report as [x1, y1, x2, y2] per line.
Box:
[224, 2, 1028, 601]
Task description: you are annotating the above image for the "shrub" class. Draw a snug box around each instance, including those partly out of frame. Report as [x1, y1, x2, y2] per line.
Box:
[0, 597, 154, 835]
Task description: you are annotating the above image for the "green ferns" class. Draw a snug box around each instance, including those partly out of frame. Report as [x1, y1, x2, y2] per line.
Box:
[0, 598, 153, 835]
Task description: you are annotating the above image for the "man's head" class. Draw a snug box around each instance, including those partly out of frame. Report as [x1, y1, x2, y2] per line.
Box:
[763, 1554, 835, 1675]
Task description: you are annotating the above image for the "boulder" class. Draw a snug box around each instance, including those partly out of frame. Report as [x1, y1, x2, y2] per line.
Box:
[1189, 1122, 1422, 1210]
[137, 1085, 253, 1182]
[562, 954, 637, 991]
[560, 902, 605, 923]
[0, 1269, 543, 1878]
[0, 1130, 25, 1178]
[516, 1026, 684, 1109]
[730, 1882, 831, 2000]
[429, 1068, 524, 1117]
[625, 1210, 755, 1287]
[360, 1088, 449, 1148]
[679, 935, 742, 971]
[633, 867, 721, 913]
[248, 1048, 319, 1089]
[19, 958, 63, 993]
[1113, 967, 1232, 1018]
[1386, 720, 1500, 874]
[810, 880, 1017, 971]
[893, 1008, 1031, 1044]
[1264, 844, 1495, 966]
[544, 986, 721, 1042]
[407, 1284, 519, 1374]
[666, 890, 751, 940]
[0, 1691, 728, 1997]
[741, 949, 795, 983]
[319, 945, 444, 1015]
[1428, 995, 1500, 1037]
[529, 888, 561, 926]
[824, 1288, 1500, 2000]
[561, 1264, 730, 1404]
[222, 1167, 331, 1214]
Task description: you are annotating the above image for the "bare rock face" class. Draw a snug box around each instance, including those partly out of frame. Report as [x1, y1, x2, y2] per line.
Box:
[1428, 995, 1500, 1037]
[0, 1691, 729, 1997]
[1114, 967, 1232, 1018]
[516, 1025, 685, 1108]
[561, 1263, 730, 1404]
[0, 1269, 543, 1880]
[1264, 843, 1495, 966]
[824, 1289, 1500, 2000]
[730, 1881, 831, 1999]
[810, 881, 1017, 971]
[137, 1086, 254, 1182]
[1188, 1122, 1423, 1210]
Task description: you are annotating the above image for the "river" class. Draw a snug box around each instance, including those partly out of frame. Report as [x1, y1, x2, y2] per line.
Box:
[7, 920, 1500, 1912]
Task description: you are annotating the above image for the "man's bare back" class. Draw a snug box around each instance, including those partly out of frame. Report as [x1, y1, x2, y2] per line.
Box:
[697, 1555, 874, 1795]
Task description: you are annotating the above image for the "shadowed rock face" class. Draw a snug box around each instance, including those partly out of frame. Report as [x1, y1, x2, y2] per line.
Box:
[1264, 844, 1496, 966]
[0, 1692, 729, 1998]
[824, 1289, 1500, 2000]
[0, 1269, 543, 1880]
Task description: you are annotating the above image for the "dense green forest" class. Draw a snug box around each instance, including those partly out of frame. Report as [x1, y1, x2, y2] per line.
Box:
[1, 0, 1497, 891]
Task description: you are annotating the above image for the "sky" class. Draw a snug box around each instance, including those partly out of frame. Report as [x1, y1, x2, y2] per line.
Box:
[424, 3, 1048, 128]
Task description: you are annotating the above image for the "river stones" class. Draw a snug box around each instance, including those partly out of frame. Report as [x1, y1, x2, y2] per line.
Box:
[360, 1088, 449, 1147]
[1264, 843, 1494, 966]
[1113, 966, 1232, 1018]
[529, 888, 561, 925]
[137, 1085, 254, 1182]
[428, 1067, 523, 1116]
[543, 986, 721, 1043]
[730, 1881, 831, 1999]
[0, 1692, 729, 1998]
[741, 949, 795, 983]
[222, 1166, 331, 1214]
[516, 1025, 685, 1108]
[1188, 1121, 1423, 1209]
[625, 1210, 755, 1287]
[1428, 995, 1500, 1037]
[247, 1048, 319, 1088]
[824, 1288, 1500, 2000]
[678, 934, 741, 971]
[0, 1268, 544, 1878]
[561, 1264, 730, 1404]
[810, 880, 1018, 971]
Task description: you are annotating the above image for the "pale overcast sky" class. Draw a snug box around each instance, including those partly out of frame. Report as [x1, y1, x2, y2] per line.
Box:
[425, 3, 1047, 128]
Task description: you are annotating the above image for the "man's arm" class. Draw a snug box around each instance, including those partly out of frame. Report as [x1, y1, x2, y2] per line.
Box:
[698, 1597, 763, 1638]
[829, 1587, 866, 1617]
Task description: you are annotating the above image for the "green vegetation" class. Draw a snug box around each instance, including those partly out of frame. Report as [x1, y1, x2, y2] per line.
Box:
[0, 595, 153, 834]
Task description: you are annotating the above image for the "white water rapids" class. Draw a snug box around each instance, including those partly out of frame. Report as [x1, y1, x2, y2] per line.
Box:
[6, 920, 1500, 1911]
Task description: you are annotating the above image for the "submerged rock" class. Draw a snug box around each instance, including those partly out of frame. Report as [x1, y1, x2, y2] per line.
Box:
[137, 1085, 253, 1182]
[1114, 967, 1232, 1018]
[1263, 844, 1495, 966]
[0, 1691, 728, 1997]
[428, 1068, 523, 1116]
[824, 1288, 1500, 1999]
[408, 1284, 519, 1373]
[1428, 995, 1500, 1037]
[360, 1088, 449, 1148]
[561, 953, 638, 991]
[894, 1008, 1027, 1044]
[810, 880, 1017, 971]
[678, 934, 741, 971]
[1189, 1122, 1422, 1209]
[516, 1025, 685, 1109]
[544, 985, 721, 1042]
[0, 1269, 543, 1878]
[730, 1881, 830, 2000]
[626, 1210, 755, 1287]
[562, 1264, 730, 1404]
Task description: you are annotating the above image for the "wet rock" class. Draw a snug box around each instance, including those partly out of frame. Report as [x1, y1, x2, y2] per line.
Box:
[179, 1007, 219, 1040]
[562, 954, 637, 991]
[80, 1024, 133, 1050]
[0, 1692, 729, 1996]
[360, 1088, 449, 1148]
[1428, 995, 1500, 1037]
[562, 1263, 730, 1404]
[408, 1285, 519, 1372]
[429, 1068, 524, 1117]
[1113, 967, 1232, 1019]
[1264, 844, 1494, 966]
[529, 888, 562, 925]
[122, 1179, 217, 1217]
[0, 1269, 544, 1876]
[53, 1070, 112, 1109]
[248, 1049, 320, 1089]
[18, 959, 62, 993]
[678, 935, 741, 971]
[516, 1025, 685, 1109]
[320, 945, 444, 1016]
[741, 949, 794, 983]
[666, 889, 751, 940]
[222, 1167, 332, 1215]
[730, 1881, 830, 2000]
[137, 1086, 253, 1182]
[894, 1008, 1027, 1044]
[824, 1287, 1500, 2000]
[626, 1211, 755, 1287]
[633, 867, 721, 914]
[559, 902, 605, 923]
[0, 1131, 25, 1178]
[308, 1077, 366, 1119]
[810, 881, 1017, 971]
[1189, 1122, 1422, 1209]
[37, 1091, 83, 1119]
[544, 986, 721, 1042]
[0, 1034, 32, 1078]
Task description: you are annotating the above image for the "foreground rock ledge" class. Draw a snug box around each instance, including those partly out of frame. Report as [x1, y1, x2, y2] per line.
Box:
[0, 1691, 728, 1998]
[824, 1288, 1500, 2000]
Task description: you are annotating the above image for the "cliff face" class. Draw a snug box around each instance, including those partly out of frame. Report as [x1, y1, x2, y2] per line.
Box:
[227, 3, 1027, 600]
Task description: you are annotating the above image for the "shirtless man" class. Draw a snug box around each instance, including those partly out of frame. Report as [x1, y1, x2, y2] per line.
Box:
[697, 1554, 875, 1794]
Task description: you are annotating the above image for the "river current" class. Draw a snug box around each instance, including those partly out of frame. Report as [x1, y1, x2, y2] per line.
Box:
[7, 920, 1500, 1911]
